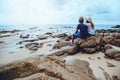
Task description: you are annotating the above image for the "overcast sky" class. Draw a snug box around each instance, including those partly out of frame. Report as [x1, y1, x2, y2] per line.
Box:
[0, 0, 120, 25]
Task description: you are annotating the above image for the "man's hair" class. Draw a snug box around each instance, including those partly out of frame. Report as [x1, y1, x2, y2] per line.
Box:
[79, 17, 84, 23]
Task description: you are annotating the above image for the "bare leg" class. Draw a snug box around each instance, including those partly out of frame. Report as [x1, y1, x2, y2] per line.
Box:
[71, 35, 75, 44]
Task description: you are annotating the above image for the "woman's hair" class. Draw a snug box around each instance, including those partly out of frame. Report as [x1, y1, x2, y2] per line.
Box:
[90, 22, 94, 29]
[86, 18, 94, 29]
[86, 20, 89, 23]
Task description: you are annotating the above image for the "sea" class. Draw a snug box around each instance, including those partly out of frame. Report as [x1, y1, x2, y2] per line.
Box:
[0, 24, 115, 34]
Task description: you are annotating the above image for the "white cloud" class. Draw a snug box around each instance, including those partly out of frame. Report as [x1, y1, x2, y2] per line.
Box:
[0, 0, 120, 24]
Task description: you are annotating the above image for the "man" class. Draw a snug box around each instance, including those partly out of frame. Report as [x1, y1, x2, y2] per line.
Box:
[71, 17, 89, 45]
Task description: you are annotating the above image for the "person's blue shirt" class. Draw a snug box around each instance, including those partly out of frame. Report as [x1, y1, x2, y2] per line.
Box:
[77, 22, 89, 38]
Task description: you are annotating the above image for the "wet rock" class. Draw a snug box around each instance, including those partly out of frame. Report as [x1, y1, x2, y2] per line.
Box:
[45, 32, 53, 35]
[25, 42, 42, 51]
[0, 34, 11, 38]
[0, 30, 21, 33]
[17, 39, 38, 44]
[20, 34, 30, 38]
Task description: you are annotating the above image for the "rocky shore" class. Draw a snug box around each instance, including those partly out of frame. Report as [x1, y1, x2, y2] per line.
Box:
[0, 25, 120, 80]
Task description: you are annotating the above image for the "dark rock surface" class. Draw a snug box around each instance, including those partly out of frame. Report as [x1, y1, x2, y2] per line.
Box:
[20, 34, 30, 38]
[25, 42, 43, 51]
[0, 30, 21, 33]
[111, 25, 120, 28]
[17, 39, 39, 44]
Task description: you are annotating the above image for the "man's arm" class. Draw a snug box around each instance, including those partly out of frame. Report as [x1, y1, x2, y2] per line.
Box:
[75, 28, 78, 33]
[75, 24, 79, 33]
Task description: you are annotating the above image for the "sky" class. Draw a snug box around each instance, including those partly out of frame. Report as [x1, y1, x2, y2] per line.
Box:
[0, 0, 120, 25]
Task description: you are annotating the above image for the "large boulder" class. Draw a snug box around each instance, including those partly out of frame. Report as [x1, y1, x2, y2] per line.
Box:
[62, 46, 79, 55]
[0, 56, 97, 80]
[49, 45, 79, 56]
[48, 50, 64, 56]
[76, 35, 104, 53]
[80, 37, 96, 48]
[0, 62, 39, 80]
[105, 49, 120, 61]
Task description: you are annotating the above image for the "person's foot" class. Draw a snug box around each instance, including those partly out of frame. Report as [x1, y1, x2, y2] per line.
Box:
[70, 44, 75, 46]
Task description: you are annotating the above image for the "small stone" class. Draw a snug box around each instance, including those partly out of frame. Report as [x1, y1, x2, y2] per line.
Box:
[97, 57, 101, 59]
[47, 44, 52, 46]
[107, 62, 115, 67]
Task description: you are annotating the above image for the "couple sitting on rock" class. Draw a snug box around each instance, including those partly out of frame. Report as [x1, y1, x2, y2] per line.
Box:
[71, 16, 96, 45]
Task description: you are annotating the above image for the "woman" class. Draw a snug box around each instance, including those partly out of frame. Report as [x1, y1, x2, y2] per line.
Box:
[85, 18, 95, 36]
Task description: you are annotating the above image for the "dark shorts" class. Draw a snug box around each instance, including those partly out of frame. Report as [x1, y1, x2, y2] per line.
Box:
[73, 33, 81, 38]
